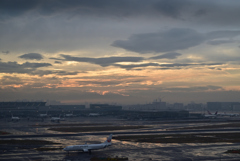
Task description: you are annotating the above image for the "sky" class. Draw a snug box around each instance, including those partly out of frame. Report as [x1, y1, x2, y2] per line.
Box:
[0, 0, 240, 105]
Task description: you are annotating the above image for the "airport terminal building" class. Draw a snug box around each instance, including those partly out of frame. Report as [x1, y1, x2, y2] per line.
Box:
[0, 102, 46, 110]
[90, 104, 122, 111]
[207, 102, 240, 111]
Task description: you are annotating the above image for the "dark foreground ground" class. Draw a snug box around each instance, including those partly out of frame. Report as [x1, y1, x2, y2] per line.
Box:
[1, 116, 240, 161]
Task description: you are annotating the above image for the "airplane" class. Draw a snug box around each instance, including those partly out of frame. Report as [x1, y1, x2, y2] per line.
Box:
[39, 111, 48, 117]
[51, 115, 61, 122]
[11, 115, 20, 122]
[65, 111, 74, 117]
[88, 113, 100, 117]
[218, 112, 239, 117]
[63, 134, 112, 154]
[204, 111, 218, 118]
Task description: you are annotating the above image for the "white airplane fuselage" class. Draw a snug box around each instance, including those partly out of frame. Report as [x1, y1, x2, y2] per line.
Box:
[51, 117, 60, 122]
[12, 116, 20, 121]
[204, 114, 217, 118]
[88, 113, 100, 117]
[64, 143, 109, 152]
[65, 114, 73, 117]
[40, 114, 48, 117]
[218, 112, 239, 117]
[64, 134, 112, 153]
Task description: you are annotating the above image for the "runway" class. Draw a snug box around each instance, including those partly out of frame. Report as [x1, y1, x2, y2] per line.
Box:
[1, 128, 240, 138]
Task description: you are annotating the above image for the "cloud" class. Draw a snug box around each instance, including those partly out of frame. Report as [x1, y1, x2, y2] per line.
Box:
[0, 0, 190, 19]
[114, 63, 160, 70]
[1, 0, 240, 104]
[0, 0, 39, 18]
[112, 28, 240, 54]
[159, 63, 223, 68]
[207, 40, 235, 45]
[21, 62, 51, 68]
[1, 1, 240, 54]
[112, 28, 205, 53]
[166, 85, 223, 92]
[31, 70, 79, 76]
[1, 0, 240, 25]
[207, 30, 240, 39]
[154, 0, 190, 19]
[51, 53, 225, 70]
[0, 76, 23, 86]
[2, 51, 9, 54]
[19, 53, 43, 60]
[57, 54, 144, 67]
[77, 80, 124, 87]
[77, 74, 146, 80]
[54, 61, 62, 64]
[0, 60, 78, 76]
[0, 86, 132, 104]
[113, 62, 224, 70]
[0, 61, 52, 74]
[149, 52, 182, 59]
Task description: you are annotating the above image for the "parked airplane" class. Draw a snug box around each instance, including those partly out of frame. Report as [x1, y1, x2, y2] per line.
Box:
[204, 111, 218, 118]
[39, 111, 48, 117]
[63, 134, 112, 154]
[88, 113, 100, 117]
[51, 115, 61, 122]
[65, 111, 74, 117]
[11, 115, 20, 122]
[218, 112, 239, 117]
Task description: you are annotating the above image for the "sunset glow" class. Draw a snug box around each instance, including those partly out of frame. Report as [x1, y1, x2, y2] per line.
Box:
[1, 0, 240, 104]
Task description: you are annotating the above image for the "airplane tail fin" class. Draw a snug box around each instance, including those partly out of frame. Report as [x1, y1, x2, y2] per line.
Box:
[104, 134, 112, 145]
[215, 111, 218, 115]
[207, 110, 212, 115]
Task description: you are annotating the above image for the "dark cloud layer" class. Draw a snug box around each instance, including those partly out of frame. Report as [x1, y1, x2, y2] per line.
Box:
[52, 54, 224, 70]
[31, 70, 79, 76]
[115, 62, 224, 70]
[166, 85, 223, 92]
[0, 0, 191, 19]
[207, 40, 235, 45]
[2, 51, 9, 54]
[19, 53, 43, 60]
[0, 0, 38, 17]
[154, 0, 190, 19]
[112, 28, 240, 53]
[1, 0, 240, 25]
[112, 28, 205, 53]
[149, 52, 182, 59]
[58, 54, 144, 67]
[0, 61, 51, 74]
[0, 60, 79, 76]
[0, 76, 23, 86]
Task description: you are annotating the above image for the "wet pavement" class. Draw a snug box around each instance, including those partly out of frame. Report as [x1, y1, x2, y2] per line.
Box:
[1, 117, 240, 161]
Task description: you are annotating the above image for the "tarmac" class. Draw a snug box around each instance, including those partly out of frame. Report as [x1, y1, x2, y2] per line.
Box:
[1, 116, 240, 161]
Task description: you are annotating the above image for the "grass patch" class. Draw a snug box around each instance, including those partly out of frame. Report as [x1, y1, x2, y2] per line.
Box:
[48, 125, 147, 132]
[114, 132, 240, 143]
